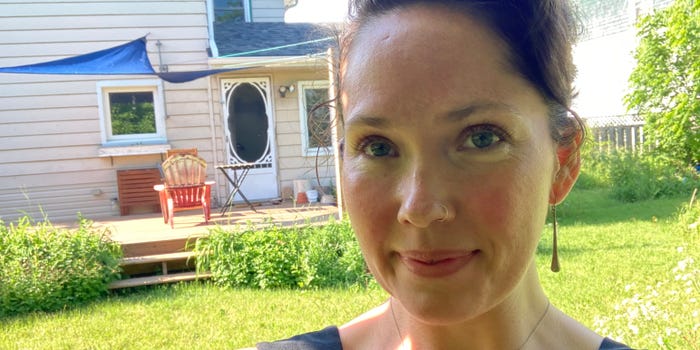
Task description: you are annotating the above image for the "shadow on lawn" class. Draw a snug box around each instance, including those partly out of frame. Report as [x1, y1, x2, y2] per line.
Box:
[536, 240, 665, 259]
[536, 241, 585, 258]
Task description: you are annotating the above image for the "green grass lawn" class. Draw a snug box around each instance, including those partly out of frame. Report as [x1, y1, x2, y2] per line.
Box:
[0, 285, 388, 349]
[0, 188, 697, 349]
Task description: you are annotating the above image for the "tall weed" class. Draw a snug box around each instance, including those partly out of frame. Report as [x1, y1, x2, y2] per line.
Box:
[0, 215, 122, 317]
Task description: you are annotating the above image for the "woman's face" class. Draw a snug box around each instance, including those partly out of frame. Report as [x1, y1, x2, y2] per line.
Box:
[340, 5, 578, 324]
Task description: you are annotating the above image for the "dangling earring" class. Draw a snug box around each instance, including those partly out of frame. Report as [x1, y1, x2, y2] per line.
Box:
[551, 205, 560, 272]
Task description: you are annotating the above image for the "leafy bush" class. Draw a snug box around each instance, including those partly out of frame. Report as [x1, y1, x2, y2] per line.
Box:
[577, 146, 700, 202]
[302, 220, 370, 287]
[194, 219, 370, 289]
[625, 0, 700, 165]
[576, 143, 616, 190]
[0, 215, 122, 317]
[608, 152, 699, 202]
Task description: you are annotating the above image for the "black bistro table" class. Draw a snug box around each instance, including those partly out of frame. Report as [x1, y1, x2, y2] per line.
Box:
[216, 163, 258, 214]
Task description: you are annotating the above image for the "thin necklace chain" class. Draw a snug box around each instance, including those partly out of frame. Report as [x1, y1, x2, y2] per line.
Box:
[517, 299, 550, 350]
[388, 298, 551, 350]
[389, 297, 406, 349]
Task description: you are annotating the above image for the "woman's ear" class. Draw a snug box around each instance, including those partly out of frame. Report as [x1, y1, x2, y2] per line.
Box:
[549, 132, 582, 205]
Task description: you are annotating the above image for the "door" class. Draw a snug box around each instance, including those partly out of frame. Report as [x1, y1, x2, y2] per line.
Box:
[221, 78, 279, 201]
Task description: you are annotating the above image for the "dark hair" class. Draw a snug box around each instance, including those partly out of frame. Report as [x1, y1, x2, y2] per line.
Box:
[338, 0, 585, 148]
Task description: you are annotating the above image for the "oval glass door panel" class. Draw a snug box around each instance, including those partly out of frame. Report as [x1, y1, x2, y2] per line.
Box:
[228, 83, 268, 162]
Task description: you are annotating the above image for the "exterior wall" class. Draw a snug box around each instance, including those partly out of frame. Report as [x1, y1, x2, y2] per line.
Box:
[251, 0, 286, 22]
[0, 0, 215, 222]
[573, 30, 638, 118]
[208, 63, 336, 204]
[573, 0, 674, 120]
[272, 67, 336, 200]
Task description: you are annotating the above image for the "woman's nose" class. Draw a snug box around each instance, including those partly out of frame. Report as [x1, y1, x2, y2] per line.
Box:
[396, 168, 453, 227]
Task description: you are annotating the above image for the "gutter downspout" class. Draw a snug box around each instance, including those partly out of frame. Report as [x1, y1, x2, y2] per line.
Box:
[207, 76, 222, 206]
[206, 1, 220, 203]
[206, 0, 219, 58]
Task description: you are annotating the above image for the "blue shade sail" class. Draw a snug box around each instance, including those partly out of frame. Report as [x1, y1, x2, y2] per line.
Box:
[0, 37, 156, 75]
[0, 37, 243, 83]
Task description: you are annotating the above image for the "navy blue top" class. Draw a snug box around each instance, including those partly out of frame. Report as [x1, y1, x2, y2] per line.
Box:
[256, 326, 342, 350]
[257, 326, 632, 349]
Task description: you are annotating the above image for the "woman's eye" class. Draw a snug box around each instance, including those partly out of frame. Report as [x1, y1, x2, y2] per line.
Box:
[359, 137, 396, 157]
[461, 126, 504, 150]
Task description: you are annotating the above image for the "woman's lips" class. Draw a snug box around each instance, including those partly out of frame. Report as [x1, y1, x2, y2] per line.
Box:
[398, 250, 479, 278]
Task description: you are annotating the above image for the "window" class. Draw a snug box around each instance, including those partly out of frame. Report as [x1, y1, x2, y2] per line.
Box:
[214, 0, 249, 23]
[298, 80, 332, 156]
[97, 80, 166, 146]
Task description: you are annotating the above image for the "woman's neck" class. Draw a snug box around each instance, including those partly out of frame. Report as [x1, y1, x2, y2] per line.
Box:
[388, 265, 550, 350]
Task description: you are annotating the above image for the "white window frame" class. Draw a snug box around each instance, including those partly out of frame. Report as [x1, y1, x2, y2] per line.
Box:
[210, 0, 251, 23]
[243, 0, 251, 22]
[298, 80, 331, 157]
[97, 79, 167, 147]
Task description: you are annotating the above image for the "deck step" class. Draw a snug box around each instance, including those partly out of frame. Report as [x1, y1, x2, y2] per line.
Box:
[108, 271, 212, 289]
[119, 251, 197, 266]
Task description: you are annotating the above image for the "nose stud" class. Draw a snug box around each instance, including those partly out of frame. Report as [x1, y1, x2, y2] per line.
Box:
[438, 204, 449, 222]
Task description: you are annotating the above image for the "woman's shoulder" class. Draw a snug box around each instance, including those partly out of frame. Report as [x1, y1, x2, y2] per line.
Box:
[254, 326, 342, 350]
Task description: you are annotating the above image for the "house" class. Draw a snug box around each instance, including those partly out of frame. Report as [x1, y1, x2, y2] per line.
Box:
[571, 0, 674, 150]
[573, 0, 674, 120]
[0, 0, 338, 223]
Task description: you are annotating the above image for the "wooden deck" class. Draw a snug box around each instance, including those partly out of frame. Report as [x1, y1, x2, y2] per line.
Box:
[91, 201, 340, 245]
[61, 201, 340, 288]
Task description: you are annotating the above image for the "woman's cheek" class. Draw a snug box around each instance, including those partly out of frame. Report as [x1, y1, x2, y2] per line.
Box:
[460, 169, 535, 237]
[343, 174, 388, 218]
[342, 165, 396, 238]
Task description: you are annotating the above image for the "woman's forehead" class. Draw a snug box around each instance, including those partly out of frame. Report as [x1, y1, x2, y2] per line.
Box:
[340, 5, 529, 116]
[341, 4, 512, 84]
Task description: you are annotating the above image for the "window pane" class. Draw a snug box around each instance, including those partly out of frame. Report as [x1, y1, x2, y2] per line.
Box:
[215, 0, 245, 23]
[109, 92, 156, 135]
[305, 88, 331, 149]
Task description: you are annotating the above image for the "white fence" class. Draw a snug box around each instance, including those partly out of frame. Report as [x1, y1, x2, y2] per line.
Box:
[584, 114, 647, 152]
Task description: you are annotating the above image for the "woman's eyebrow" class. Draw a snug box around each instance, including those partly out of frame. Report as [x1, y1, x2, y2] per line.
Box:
[344, 114, 390, 128]
[445, 101, 522, 122]
[345, 102, 523, 128]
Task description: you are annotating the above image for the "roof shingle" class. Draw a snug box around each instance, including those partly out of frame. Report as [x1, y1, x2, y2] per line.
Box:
[214, 22, 335, 57]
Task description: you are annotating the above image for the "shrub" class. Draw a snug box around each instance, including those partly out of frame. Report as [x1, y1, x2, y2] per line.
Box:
[194, 219, 370, 289]
[576, 143, 616, 190]
[302, 219, 371, 288]
[0, 215, 122, 317]
[608, 152, 699, 202]
[577, 146, 700, 202]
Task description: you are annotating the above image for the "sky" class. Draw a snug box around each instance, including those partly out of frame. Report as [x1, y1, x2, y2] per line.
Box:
[285, 0, 349, 23]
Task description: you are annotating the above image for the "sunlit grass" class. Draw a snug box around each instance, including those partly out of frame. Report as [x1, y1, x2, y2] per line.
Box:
[0, 284, 388, 349]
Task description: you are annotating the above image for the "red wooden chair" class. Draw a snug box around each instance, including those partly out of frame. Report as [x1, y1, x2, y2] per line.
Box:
[154, 154, 215, 228]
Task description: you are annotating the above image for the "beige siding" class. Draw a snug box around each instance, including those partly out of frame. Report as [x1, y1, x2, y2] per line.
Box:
[0, 0, 215, 222]
[270, 68, 336, 198]
[250, 0, 285, 22]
